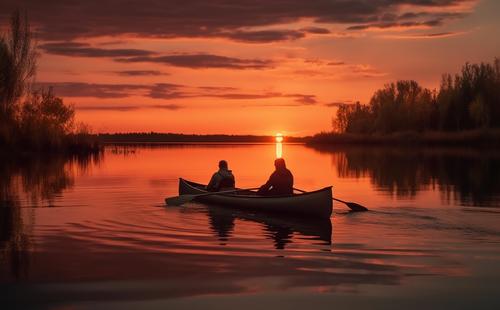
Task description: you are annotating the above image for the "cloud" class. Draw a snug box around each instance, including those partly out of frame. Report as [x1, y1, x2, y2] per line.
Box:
[148, 83, 189, 99]
[39, 42, 155, 58]
[204, 92, 318, 105]
[382, 31, 468, 39]
[76, 105, 141, 111]
[225, 29, 306, 43]
[36, 81, 318, 105]
[347, 19, 443, 31]
[328, 61, 346, 66]
[36, 82, 148, 98]
[114, 70, 166, 76]
[300, 27, 331, 34]
[325, 101, 353, 107]
[116, 54, 274, 69]
[292, 95, 317, 105]
[222, 27, 330, 43]
[76, 104, 182, 111]
[198, 86, 239, 91]
[0, 0, 474, 41]
[149, 104, 183, 110]
[208, 92, 283, 100]
[40, 41, 274, 70]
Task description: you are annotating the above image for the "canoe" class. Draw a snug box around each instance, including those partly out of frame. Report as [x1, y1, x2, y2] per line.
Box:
[178, 178, 333, 219]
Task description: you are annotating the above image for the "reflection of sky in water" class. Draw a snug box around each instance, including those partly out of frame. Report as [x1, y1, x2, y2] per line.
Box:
[1, 145, 500, 309]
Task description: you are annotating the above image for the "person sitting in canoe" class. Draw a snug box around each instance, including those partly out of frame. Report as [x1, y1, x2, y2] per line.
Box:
[257, 158, 294, 196]
[206, 160, 236, 192]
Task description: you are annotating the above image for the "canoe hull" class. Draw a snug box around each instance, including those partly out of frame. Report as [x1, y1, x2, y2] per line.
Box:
[178, 178, 333, 219]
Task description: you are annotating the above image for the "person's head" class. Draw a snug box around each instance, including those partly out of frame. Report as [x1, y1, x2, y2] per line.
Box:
[274, 158, 286, 170]
[219, 160, 228, 170]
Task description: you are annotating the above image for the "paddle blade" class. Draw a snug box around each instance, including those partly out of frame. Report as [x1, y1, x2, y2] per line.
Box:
[346, 202, 368, 212]
[165, 194, 195, 206]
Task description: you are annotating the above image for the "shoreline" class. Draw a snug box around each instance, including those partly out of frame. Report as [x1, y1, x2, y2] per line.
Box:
[306, 129, 500, 147]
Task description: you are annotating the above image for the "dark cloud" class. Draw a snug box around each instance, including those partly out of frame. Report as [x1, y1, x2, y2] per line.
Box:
[398, 11, 467, 20]
[223, 27, 331, 43]
[328, 61, 346, 66]
[417, 31, 460, 37]
[385, 31, 467, 39]
[36, 81, 317, 105]
[209, 92, 283, 100]
[300, 27, 331, 34]
[116, 54, 274, 69]
[293, 95, 317, 105]
[347, 19, 443, 30]
[148, 83, 188, 99]
[36, 82, 148, 98]
[225, 29, 306, 43]
[325, 101, 353, 107]
[198, 86, 238, 91]
[114, 70, 166, 76]
[76, 104, 182, 111]
[76, 105, 141, 111]
[205, 92, 318, 105]
[40, 41, 273, 70]
[39, 42, 155, 58]
[149, 104, 183, 110]
[0, 0, 471, 41]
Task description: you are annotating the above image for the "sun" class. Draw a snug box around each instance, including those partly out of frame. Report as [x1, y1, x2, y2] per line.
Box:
[275, 133, 283, 143]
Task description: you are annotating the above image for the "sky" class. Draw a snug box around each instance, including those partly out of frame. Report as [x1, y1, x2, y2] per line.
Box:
[1, 0, 499, 135]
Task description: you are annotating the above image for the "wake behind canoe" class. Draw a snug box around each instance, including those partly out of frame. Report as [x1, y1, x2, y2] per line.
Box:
[176, 178, 333, 219]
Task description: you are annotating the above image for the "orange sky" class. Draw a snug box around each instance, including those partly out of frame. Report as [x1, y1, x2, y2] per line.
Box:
[2, 0, 499, 135]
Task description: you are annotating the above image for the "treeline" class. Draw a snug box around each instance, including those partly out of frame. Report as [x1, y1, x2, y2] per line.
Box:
[332, 59, 500, 134]
[0, 11, 98, 152]
[98, 133, 305, 143]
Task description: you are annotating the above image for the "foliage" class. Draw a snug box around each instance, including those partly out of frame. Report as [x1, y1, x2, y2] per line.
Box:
[0, 10, 96, 152]
[19, 89, 75, 149]
[332, 59, 500, 134]
[0, 10, 37, 145]
[334, 102, 373, 133]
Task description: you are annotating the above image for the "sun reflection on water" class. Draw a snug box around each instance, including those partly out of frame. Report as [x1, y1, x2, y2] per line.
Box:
[275, 133, 283, 158]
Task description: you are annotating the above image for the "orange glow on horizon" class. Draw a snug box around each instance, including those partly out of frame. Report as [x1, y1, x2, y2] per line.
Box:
[16, 0, 497, 135]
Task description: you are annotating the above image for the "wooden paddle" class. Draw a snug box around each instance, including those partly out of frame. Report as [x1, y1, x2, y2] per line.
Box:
[165, 187, 259, 206]
[294, 187, 368, 212]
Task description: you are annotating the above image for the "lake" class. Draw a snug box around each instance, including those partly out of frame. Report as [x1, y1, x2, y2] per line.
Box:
[1, 144, 500, 309]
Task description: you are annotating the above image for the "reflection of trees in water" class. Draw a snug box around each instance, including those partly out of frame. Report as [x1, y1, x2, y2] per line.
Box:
[0, 201, 29, 278]
[0, 152, 102, 278]
[321, 146, 500, 206]
[335, 148, 433, 197]
[206, 206, 332, 249]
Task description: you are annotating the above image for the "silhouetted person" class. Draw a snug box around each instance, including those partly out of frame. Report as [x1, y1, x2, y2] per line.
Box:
[258, 158, 294, 196]
[207, 160, 235, 192]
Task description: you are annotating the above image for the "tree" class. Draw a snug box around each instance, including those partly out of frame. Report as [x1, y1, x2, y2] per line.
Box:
[0, 10, 37, 144]
[20, 89, 75, 149]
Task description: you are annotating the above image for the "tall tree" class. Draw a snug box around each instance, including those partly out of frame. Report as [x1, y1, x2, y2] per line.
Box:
[0, 10, 37, 144]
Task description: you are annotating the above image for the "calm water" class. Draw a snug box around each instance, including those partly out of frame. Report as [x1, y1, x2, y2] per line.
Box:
[1, 144, 500, 309]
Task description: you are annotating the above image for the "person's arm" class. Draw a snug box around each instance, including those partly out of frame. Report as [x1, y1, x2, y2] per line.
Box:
[207, 173, 220, 191]
[258, 173, 275, 193]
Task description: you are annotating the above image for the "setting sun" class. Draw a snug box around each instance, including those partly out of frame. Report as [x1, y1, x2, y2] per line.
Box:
[275, 133, 284, 143]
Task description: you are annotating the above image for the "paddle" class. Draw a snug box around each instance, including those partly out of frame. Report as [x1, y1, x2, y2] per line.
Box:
[165, 187, 259, 206]
[293, 187, 368, 212]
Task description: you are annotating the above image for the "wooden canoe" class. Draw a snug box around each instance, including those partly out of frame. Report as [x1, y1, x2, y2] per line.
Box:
[178, 178, 333, 219]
